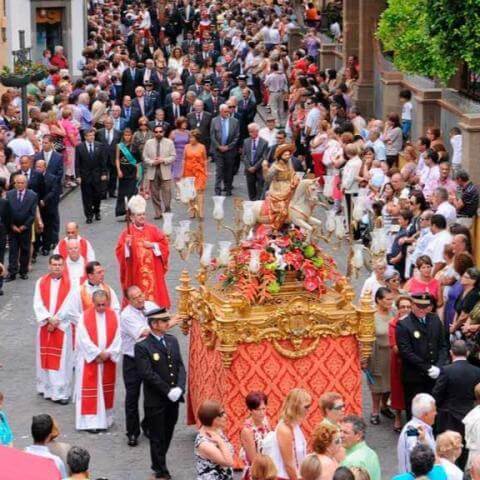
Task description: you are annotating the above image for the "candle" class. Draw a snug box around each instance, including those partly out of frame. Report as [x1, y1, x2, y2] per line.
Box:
[352, 244, 364, 269]
[218, 241, 232, 265]
[174, 226, 186, 251]
[242, 201, 256, 226]
[335, 215, 346, 239]
[184, 177, 196, 201]
[326, 209, 336, 233]
[212, 195, 225, 221]
[200, 243, 214, 267]
[249, 249, 261, 274]
[179, 220, 191, 243]
[162, 212, 174, 236]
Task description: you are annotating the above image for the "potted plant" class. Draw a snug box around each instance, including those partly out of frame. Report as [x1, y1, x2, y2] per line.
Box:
[0, 66, 30, 87]
[30, 63, 48, 82]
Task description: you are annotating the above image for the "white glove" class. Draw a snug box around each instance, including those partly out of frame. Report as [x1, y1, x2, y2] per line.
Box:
[167, 387, 183, 402]
[427, 366, 440, 379]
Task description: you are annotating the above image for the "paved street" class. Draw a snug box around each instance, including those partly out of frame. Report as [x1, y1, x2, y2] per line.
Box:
[0, 163, 399, 479]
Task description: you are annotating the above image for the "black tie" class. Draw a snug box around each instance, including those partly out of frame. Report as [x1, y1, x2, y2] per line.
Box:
[89, 143, 93, 157]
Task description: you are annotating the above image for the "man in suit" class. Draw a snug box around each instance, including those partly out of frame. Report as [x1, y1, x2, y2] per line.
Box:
[396, 293, 450, 419]
[131, 86, 155, 129]
[208, 85, 225, 117]
[13, 155, 44, 196]
[164, 92, 186, 126]
[195, 43, 214, 68]
[111, 105, 127, 132]
[242, 123, 268, 200]
[144, 81, 161, 118]
[96, 116, 122, 198]
[5, 174, 37, 281]
[187, 99, 212, 150]
[224, 53, 241, 78]
[121, 96, 134, 130]
[34, 135, 63, 190]
[121, 58, 143, 99]
[135, 307, 186, 480]
[433, 339, 480, 468]
[237, 88, 258, 140]
[210, 104, 240, 196]
[34, 160, 60, 256]
[143, 126, 176, 218]
[149, 109, 171, 136]
[187, 74, 204, 97]
[181, 31, 196, 53]
[142, 59, 162, 91]
[75, 129, 108, 224]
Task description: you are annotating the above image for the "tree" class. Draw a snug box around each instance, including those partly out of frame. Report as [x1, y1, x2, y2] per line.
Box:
[377, 0, 480, 84]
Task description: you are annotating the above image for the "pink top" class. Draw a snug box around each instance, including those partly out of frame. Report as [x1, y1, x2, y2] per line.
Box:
[59, 119, 80, 148]
[407, 277, 441, 301]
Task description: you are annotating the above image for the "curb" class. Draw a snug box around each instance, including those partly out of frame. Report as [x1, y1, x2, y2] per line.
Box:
[60, 185, 77, 201]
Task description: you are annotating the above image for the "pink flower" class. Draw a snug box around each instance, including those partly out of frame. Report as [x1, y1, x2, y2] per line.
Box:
[304, 276, 319, 292]
[275, 236, 291, 248]
[284, 251, 303, 270]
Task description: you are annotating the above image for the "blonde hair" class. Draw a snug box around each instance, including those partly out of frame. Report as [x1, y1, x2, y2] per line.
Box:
[280, 388, 311, 424]
[436, 431, 462, 458]
[251, 454, 277, 480]
[351, 467, 371, 480]
[300, 454, 322, 480]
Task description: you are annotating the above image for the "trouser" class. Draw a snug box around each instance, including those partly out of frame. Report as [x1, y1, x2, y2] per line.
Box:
[8, 228, 31, 276]
[51, 207, 60, 246]
[37, 208, 57, 252]
[145, 402, 179, 477]
[150, 170, 172, 217]
[246, 172, 264, 201]
[0, 230, 6, 288]
[122, 355, 145, 438]
[403, 379, 435, 420]
[268, 91, 285, 126]
[214, 151, 235, 194]
[80, 180, 101, 219]
[108, 161, 117, 196]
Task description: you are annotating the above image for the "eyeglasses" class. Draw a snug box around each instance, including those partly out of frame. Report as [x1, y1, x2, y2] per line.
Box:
[331, 404, 345, 410]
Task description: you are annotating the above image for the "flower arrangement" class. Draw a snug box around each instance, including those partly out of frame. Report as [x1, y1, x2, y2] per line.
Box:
[218, 226, 341, 304]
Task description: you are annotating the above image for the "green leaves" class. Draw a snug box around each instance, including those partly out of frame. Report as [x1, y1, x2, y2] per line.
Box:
[377, 0, 480, 84]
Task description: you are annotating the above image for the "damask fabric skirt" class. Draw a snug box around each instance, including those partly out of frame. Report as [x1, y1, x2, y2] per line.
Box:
[368, 344, 391, 394]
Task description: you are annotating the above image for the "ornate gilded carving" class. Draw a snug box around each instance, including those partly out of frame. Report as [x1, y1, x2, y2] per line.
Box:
[176, 270, 376, 367]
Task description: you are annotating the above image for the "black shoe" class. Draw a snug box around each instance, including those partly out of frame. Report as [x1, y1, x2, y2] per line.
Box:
[380, 407, 396, 419]
[41, 249, 49, 256]
[225, 191, 232, 196]
[86, 218, 93, 224]
[5, 275, 15, 283]
[127, 434, 138, 446]
[0, 289, 4, 296]
[54, 399, 69, 405]
[19, 274, 28, 280]
[109, 193, 117, 198]
[87, 429, 100, 434]
[370, 414, 380, 425]
[95, 213, 101, 221]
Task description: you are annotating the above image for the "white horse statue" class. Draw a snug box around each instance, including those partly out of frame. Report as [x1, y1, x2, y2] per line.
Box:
[244, 178, 323, 238]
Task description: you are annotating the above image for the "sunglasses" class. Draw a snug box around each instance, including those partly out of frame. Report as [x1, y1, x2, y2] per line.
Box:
[154, 130, 164, 134]
[331, 404, 345, 410]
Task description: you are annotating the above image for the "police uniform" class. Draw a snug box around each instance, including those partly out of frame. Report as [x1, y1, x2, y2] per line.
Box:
[396, 293, 449, 419]
[135, 308, 186, 479]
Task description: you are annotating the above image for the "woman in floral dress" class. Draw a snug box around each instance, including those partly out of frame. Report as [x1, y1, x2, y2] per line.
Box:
[240, 392, 271, 480]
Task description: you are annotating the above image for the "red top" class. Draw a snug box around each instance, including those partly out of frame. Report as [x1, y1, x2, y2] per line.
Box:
[407, 277, 441, 301]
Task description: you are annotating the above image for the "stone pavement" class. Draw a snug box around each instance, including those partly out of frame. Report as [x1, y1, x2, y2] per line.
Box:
[0, 165, 399, 479]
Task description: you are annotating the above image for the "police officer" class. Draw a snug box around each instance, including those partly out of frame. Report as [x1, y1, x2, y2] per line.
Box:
[396, 293, 449, 419]
[120, 285, 159, 446]
[135, 307, 186, 480]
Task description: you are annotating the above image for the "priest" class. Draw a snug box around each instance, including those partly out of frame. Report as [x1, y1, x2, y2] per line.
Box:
[64, 239, 87, 286]
[115, 195, 170, 308]
[33, 254, 74, 405]
[74, 289, 121, 433]
[54, 222, 96, 262]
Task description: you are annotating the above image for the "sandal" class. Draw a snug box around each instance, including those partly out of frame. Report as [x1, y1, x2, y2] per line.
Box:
[393, 425, 402, 433]
[370, 414, 380, 425]
[381, 407, 395, 419]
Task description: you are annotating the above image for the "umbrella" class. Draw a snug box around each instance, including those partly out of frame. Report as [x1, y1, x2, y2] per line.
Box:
[0, 445, 61, 480]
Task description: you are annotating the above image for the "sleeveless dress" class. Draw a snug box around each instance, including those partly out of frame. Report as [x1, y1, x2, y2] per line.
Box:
[407, 277, 441, 303]
[195, 432, 234, 480]
[171, 130, 190, 180]
[239, 418, 271, 480]
[269, 422, 307, 480]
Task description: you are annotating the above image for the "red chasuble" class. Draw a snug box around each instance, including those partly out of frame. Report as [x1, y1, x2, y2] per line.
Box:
[39, 274, 71, 371]
[81, 307, 118, 415]
[115, 222, 170, 308]
[58, 237, 89, 260]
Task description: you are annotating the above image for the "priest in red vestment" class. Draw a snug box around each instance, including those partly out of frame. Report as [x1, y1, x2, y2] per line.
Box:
[115, 195, 170, 308]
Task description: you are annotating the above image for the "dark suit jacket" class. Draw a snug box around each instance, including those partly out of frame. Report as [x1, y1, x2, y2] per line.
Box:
[210, 116, 240, 155]
[135, 333, 186, 408]
[396, 312, 449, 384]
[6, 189, 37, 229]
[96, 128, 122, 166]
[121, 68, 144, 98]
[225, 60, 241, 78]
[11, 169, 44, 197]
[75, 141, 107, 183]
[40, 172, 60, 211]
[164, 103, 187, 126]
[121, 107, 135, 130]
[132, 97, 156, 124]
[242, 137, 269, 173]
[432, 359, 480, 421]
[187, 111, 212, 145]
[0, 197, 10, 235]
[34, 150, 63, 189]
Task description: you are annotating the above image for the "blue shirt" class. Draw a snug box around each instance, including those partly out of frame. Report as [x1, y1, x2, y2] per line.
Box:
[221, 118, 229, 145]
[0, 411, 13, 445]
[392, 465, 447, 480]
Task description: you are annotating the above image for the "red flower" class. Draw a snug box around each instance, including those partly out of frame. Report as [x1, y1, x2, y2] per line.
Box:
[304, 276, 319, 292]
[302, 260, 317, 278]
[284, 251, 303, 270]
[260, 250, 274, 263]
[275, 236, 291, 248]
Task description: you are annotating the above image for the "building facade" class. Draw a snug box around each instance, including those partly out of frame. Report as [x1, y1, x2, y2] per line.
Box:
[5, 0, 87, 76]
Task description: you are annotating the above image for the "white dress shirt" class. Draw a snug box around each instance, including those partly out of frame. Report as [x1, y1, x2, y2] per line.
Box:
[120, 300, 157, 357]
[436, 200, 457, 225]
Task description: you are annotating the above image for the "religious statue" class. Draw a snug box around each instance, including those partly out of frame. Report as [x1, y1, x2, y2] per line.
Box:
[262, 144, 300, 230]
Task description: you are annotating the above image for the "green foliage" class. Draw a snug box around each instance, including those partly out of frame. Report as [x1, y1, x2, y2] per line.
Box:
[377, 0, 456, 83]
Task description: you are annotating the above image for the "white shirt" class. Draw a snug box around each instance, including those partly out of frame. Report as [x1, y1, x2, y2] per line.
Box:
[436, 201, 457, 226]
[424, 229, 453, 265]
[439, 458, 463, 480]
[305, 107, 321, 136]
[66, 256, 85, 286]
[24, 445, 67, 479]
[360, 273, 384, 305]
[450, 134, 463, 166]
[120, 300, 157, 357]
[401, 101, 413, 121]
[8, 137, 35, 162]
[258, 127, 278, 147]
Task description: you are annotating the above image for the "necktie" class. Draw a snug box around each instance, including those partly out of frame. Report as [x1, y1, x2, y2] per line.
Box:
[221, 119, 228, 145]
[17, 191, 22, 202]
[89, 143, 93, 156]
[251, 139, 257, 165]
[175, 105, 179, 118]
[115, 119, 120, 130]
